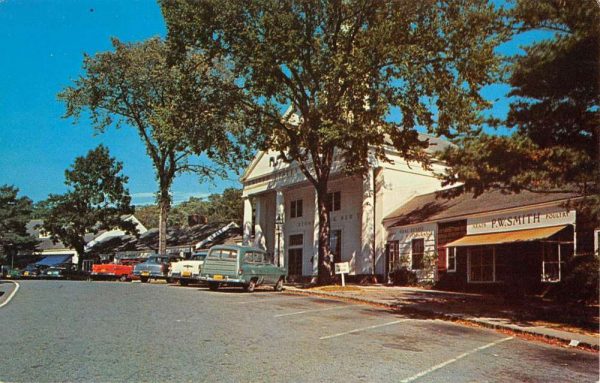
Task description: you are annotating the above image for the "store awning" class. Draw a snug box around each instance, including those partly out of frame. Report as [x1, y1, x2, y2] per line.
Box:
[36, 255, 73, 266]
[445, 225, 568, 247]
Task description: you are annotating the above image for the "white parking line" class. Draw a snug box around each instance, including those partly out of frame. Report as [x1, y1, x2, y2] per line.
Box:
[400, 336, 514, 383]
[0, 281, 20, 308]
[275, 304, 356, 317]
[320, 319, 410, 340]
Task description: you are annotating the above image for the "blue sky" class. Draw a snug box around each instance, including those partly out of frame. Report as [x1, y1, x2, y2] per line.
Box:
[0, 0, 549, 205]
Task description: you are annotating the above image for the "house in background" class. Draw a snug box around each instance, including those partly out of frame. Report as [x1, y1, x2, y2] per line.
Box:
[384, 188, 595, 293]
[86, 221, 241, 262]
[240, 134, 452, 282]
[25, 215, 147, 267]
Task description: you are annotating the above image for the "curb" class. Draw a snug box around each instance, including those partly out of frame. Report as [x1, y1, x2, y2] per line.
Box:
[0, 281, 20, 309]
[283, 288, 599, 352]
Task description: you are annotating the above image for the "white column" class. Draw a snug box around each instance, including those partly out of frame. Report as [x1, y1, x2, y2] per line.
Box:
[254, 197, 266, 250]
[361, 168, 375, 275]
[243, 197, 252, 246]
[275, 189, 285, 267]
[312, 188, 320, 277]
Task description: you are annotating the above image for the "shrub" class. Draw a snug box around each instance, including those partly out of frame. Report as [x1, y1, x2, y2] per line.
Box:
[549, 254, 599, 304]
[389, 267, 418, 286]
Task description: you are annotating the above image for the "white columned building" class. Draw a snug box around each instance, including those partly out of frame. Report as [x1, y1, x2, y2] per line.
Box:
[240, 136, 450, 281]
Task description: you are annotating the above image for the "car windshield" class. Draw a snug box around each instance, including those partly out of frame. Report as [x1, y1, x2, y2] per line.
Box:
[192, 253, 207, 261]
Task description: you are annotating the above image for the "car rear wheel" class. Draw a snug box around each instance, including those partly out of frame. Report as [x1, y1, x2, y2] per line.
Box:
[208, 282, 219, 291]
[119, 275, 128, 282]
[179, 279, 189, 286]
[140, 277, 149, 283]
[274, 277, 284, 292]
[245, 279, 256, 293]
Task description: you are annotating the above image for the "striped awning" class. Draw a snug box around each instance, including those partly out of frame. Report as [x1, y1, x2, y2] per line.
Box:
[445, 225, 568, 247]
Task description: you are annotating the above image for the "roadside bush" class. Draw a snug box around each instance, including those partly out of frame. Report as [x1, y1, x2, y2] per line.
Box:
[389, 267, 418, 286]
[549, 254, 599, 304]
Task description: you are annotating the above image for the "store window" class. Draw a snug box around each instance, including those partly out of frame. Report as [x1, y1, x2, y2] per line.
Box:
[468, 246, 495, 283]
[446, 247, 457, 272]
[290, 199, 303, 218]
[326, 191, 341, 211]
[329, 230, 342, 263]
[411, 238, 424, 269]
[541, 242, 568, 283]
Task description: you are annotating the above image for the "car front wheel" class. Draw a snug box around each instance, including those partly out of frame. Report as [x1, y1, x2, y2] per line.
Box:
[208, 282, 219, 291]
[245, 279, 256, 293]
[274, 277, 284, 292]
[140, 277, 149, 283]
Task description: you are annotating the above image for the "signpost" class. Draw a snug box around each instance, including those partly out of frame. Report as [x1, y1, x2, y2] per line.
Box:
[334, 262, 350, 287]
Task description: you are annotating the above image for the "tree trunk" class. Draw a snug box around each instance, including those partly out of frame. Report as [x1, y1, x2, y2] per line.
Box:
[158, 195, 170, 256]
[75, 244, 85, 270]
[315, 182, 333, 285]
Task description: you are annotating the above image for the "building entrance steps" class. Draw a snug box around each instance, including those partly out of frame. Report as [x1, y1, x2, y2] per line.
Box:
[284, 284, 599, 351]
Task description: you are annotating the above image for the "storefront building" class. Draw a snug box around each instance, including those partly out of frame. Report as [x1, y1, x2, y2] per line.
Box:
[240, 135, 450, 281]
[384, 189, 595, 293]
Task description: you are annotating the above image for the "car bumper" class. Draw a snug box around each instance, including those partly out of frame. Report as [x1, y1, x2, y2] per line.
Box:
[201, 275, 245, 284]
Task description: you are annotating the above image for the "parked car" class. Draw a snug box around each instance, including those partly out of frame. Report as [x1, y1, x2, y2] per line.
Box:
[91, 263, 134, 281]
[200, 245, 287, 292]
[2, 267, 21, 279]
[169, 250, 208, 286]
[133, 254, 182, 283]
[21, 263, 48, 278]
[41, 264, 89, 280]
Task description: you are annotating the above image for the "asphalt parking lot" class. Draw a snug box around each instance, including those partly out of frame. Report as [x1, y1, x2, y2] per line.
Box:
[0, 280, 597, 382]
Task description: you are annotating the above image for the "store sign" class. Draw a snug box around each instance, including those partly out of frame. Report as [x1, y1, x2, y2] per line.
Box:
[467, 205, 575, 235]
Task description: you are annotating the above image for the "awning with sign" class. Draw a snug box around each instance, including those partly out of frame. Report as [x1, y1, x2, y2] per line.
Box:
[445, 225, 568, 247]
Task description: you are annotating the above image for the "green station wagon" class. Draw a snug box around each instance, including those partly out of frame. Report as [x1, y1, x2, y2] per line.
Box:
[201, 245, 287, 292]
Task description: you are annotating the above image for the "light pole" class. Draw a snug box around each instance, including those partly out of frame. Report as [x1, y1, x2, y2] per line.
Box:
[275, 214, 284, 267]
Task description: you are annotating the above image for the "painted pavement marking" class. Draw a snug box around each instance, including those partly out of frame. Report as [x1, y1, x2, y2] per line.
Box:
[319, 319, 411, 340]
[0, 281, 20, 309]
[274, 304, 357, 317]
[400, 336, 514, 383]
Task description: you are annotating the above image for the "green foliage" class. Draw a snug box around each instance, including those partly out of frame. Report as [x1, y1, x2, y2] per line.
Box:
[162, 0, 511, 282]
[43, 146, 136, 266]
[59, 37, 252, 254]
[135, 188, 243, 229]
[389, 267, 418, 286]
[0, 185, 37, 260]
[549, 254, 599, 304]
[441, 0, 599, 219]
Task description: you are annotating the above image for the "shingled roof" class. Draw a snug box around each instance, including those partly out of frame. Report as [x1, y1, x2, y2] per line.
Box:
[384, 188, 581, 227]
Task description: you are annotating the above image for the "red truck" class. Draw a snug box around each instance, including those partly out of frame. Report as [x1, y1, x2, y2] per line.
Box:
[91, 263, 134, 281]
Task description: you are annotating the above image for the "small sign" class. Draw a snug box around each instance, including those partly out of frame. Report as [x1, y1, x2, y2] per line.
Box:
[335, 262, 349, 287]
[335, 262, 349, 274]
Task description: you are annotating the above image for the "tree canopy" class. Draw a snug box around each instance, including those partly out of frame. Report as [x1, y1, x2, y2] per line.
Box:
[161, 0, 511, 282]
[136, 188, 244, 229]
[0, 185, 37, 262]
[441, 0, 599, 218]
[43, 145, 137, 267]
[59, 37, 253, 255]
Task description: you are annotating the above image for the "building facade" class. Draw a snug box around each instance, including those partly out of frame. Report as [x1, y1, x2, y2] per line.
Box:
[240, 136, 450, 281]
[384, 189, 595, 293]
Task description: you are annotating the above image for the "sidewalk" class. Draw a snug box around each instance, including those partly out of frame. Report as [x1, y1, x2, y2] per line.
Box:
[284, 284, 599, 351]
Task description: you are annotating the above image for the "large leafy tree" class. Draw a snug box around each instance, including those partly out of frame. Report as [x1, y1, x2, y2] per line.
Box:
[0, 185, 37, 264]
[441, 0, 599, 217]
[162, 0, 510, 283]
[59, 38, 250, 256]
[43, 146, 137, 268]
